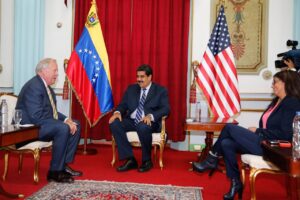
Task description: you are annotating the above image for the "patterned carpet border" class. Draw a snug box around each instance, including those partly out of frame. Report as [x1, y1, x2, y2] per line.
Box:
[26, 180, 203, 200]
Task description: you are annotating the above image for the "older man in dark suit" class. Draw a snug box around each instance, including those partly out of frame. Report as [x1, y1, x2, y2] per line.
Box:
[109, 64, 170, 172]
[16, 58, 82, 183]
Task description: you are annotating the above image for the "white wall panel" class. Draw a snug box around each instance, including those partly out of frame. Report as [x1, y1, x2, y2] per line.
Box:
[0, 0, 14, 87]
[44, 0, 73, 88]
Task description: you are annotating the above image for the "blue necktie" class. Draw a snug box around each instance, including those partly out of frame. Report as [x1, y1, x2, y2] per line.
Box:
[134, 89, 147, 126]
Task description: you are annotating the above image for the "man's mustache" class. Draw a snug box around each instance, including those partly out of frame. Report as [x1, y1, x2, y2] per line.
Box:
[138, 81, 143, 84]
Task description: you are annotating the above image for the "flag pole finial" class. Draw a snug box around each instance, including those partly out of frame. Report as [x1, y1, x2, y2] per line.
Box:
[189, 61, 199, 104]
[91, 0, 96, 5]
[221, 0, 225, 6]
[192, 60, 199, 67]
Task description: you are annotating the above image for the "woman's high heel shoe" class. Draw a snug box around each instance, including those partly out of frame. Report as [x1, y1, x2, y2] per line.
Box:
[223, 178, 243, 200]
[192, 152, 218, 176]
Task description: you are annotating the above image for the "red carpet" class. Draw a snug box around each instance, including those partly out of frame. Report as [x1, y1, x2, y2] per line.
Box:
[0, 144, 287, 200]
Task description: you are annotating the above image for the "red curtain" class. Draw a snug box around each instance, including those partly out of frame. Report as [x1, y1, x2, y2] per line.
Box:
[71, 0, 190, 142]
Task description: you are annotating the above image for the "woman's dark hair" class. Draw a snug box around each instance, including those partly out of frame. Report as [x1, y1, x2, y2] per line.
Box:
[137, 64, 153, 77]
[269, 70, 300, 107]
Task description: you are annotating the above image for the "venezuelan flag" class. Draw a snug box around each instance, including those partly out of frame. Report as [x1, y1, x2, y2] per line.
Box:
[67, 1, 113, 127]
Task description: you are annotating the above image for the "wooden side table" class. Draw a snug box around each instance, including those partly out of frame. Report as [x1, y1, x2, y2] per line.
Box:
[0, 125, 39, 198]
[184, 117, 238, 162]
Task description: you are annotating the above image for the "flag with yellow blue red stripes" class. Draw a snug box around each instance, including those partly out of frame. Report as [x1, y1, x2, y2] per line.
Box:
[67, 1, 114, 127]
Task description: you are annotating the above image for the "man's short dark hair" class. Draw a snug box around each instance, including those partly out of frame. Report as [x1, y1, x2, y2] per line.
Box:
[137, 64, 153, 76]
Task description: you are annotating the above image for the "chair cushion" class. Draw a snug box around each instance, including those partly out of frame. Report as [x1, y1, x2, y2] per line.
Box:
[241, 154, 279, 170]
[126, 131, 167, 143]
[18, 141, 52, 150]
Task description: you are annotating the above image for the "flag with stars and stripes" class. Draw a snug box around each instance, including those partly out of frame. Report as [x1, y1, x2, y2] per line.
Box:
[195, 5, 240, 118]
[66, 1, 113, 127]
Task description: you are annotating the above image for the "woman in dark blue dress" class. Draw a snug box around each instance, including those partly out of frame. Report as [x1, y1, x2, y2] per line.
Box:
[193, 70, 300, 200]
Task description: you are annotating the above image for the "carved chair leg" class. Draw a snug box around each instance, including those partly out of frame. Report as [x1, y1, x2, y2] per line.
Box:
[111, 138, 116, 167]
[33, 149, 40, 183]
[241, 163, 246, 185]
[249, 168, 258, 200]
[3, 151, 9, 181]
[159, 143, 164, 170]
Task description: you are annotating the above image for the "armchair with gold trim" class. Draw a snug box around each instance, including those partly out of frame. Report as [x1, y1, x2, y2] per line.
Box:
[111, 116, 167, 169]
[0, 93, 52, 183]
[241, 154, 288, 200]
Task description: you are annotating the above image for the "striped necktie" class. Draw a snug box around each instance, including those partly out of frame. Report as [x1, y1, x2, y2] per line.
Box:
[46, 86, 58, 119]
[134, 88, 147, 126]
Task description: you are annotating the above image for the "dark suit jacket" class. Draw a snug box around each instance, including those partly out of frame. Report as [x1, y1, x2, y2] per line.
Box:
[16, 75, 67, 126]
[256, 96, 300, 141]
[116, 83, 170, 124]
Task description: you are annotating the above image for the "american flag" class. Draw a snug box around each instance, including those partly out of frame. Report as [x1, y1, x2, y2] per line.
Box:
[195, 5, 240, 118]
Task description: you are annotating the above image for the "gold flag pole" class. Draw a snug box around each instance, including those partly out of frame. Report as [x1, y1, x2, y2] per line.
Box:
[78, 120, 98, 155]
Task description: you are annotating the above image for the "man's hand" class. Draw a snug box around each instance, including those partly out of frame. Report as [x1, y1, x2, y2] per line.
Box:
[141, 115, 152, 126]
[109, 112, 122, 124]
[248, 127, 257, 133]
[65, 118, 78, 135]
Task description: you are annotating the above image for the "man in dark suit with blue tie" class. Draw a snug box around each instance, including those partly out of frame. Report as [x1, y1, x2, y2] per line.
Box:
[109, 64, 170, 172]
[16, 58, 82, 183]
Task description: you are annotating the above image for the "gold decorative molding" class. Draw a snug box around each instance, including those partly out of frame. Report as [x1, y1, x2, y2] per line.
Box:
[262, 70, 272, 80]
[241, 97, 272, 113]
[241, 97, 271, 101]
[0, 92, 13, 95]
[241, 108, 265, 112]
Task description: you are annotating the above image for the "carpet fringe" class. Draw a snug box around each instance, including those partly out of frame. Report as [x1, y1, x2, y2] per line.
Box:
[80, 179, 203, 190]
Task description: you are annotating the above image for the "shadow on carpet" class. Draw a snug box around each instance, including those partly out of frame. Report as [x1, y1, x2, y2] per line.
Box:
[26, 180, 203, 200]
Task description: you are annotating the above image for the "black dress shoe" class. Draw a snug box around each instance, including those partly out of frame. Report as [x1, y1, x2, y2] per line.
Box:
[65, 165, 83, 176]
[47, 170, 74, 183]
[117, 158, 138, 172]
[138, 160, 153, 172]
[223, 178, 243, 200]
[192, 153, 218, 176]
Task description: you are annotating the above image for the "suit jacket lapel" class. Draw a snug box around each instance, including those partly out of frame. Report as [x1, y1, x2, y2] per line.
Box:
[268, 97, 287, 119]
[145, 84, 154, 104]
[37, 75, 48, 94]
[37, 75, 51, 103]
[135, 86, 141, 107]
